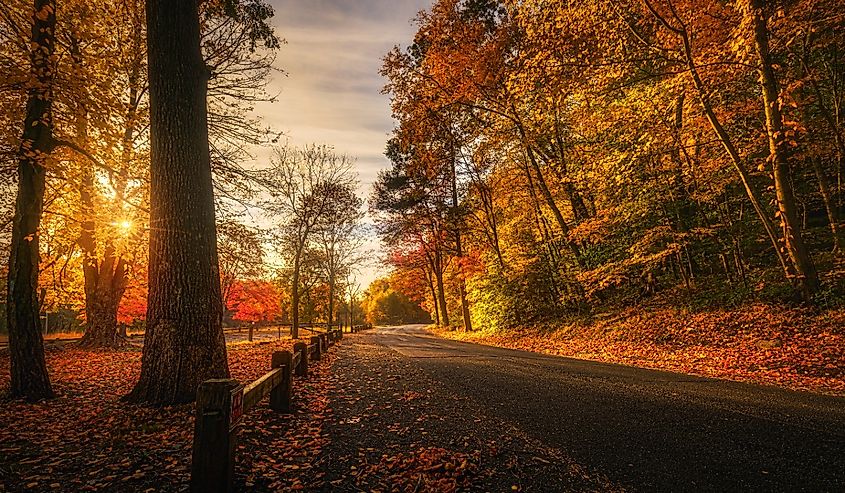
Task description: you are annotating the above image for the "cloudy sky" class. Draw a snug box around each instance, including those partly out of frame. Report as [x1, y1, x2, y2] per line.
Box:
[258, 0, 432, 287]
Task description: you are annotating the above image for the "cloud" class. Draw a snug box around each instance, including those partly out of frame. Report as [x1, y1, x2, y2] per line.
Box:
[255, 0, 431, 287]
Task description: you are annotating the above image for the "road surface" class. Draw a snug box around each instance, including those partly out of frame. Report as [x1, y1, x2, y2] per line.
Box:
[344, 324, 845, 491]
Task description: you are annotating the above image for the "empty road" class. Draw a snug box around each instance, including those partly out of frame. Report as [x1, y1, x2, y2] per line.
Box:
[348, 324, 845, 491]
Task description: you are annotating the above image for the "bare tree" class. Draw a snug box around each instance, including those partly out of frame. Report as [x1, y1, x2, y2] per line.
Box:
[314, 183, 365, 329]
[261, 144, 355, 338]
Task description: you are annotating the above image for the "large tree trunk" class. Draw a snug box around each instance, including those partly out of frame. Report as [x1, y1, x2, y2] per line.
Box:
[750, 0, 819, 299]
[79, 246, 128, 348]
[126, 0, 228, 404]
[6, 0, 56, 401]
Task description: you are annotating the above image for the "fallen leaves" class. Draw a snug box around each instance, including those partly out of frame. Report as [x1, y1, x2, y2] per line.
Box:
[434, 303, 845, 395]
[0, 336, 332, 492]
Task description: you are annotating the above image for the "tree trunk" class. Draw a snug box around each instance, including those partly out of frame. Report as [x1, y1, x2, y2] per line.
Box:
[327, 275, 335, 331]
[291, 251, 301, 339]
[449, 142, 472, 331]
[750, 0, 819, 298]
[811, 157, 844, 253]
[126, 0, 228, 405]
[6, 0, 56, 402]
[79, 250, 128, 348]
[424, 266, 440, 325]
[675, 22, 792, 281]
[433, 248, 449, 327]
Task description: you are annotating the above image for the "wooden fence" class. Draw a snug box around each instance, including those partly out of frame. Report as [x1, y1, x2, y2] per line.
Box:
[190, 328, 343, 493]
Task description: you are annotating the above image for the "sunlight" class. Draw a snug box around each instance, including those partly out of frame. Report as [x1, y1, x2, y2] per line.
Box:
[113, 219, 132, 233]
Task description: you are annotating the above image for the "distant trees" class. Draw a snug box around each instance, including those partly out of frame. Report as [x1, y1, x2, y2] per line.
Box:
[377, 0, 845, 330]
[261, 144, 362, 338]
[362, 277, 432, 326]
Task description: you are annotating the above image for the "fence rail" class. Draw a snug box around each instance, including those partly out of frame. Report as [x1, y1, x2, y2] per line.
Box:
[190, 328, 343, 493]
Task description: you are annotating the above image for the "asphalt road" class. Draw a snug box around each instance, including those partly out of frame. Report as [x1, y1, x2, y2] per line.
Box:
[366, 324, 845, 492]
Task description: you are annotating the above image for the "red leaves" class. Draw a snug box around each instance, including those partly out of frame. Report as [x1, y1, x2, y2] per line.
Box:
[354, 446, 480, 493]
[0, 337, 311, 492]
[227, 279, 284, 323]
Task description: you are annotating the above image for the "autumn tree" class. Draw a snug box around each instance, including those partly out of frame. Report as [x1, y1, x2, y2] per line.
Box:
[378, 0, 845, 332]
[313, 183, 365, 330]
[5, 0, 57, 400]
[125, 0, 229, 404]
[217, 219, 265, 311]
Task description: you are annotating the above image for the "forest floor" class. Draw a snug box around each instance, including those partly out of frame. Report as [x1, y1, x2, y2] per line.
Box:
[433, 303, 845, 395]
[0, 330, 336, 492]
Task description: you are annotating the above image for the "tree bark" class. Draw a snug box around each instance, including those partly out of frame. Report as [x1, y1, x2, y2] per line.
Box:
[291, 248, 301, 339]
[750, 0, 819, 298]
[810, 157, 843, 252]
[6, 0, 56, 401]
[125, 0, 228, 404]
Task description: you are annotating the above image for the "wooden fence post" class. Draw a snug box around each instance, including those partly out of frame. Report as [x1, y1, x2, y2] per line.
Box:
[319, 333, 327, 352]
[310, 336, 321, 361]
[270, 351, 293, 413]
[293, 342, 308, 377]
[191, 379, 242, 493]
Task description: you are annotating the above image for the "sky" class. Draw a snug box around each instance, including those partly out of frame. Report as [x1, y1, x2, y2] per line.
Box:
[257, 0, 432, 288]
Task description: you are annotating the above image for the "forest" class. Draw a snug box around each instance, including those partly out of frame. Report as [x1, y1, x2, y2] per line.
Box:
[0, 0, 843, 490]
[371, 0, 845, 391]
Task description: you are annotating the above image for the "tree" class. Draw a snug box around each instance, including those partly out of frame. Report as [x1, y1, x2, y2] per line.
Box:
[125, 0, 228, 405]
[6, 0, 56, 401]
[217, 219, 265, 311]
[262, 144, 355, 338]
[314, 183, 365, 330]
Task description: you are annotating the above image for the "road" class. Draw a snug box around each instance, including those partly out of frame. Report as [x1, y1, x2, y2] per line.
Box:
[357, 324, 845, 492]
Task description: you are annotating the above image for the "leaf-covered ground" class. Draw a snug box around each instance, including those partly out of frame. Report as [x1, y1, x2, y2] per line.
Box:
[1, 331, 621, 492]
[315, 338, 619, 492]
[434, 304, 845, 395]
[0, 334, 336, 492]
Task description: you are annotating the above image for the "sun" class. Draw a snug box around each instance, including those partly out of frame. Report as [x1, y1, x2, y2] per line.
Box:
[114, 220, 133, 233]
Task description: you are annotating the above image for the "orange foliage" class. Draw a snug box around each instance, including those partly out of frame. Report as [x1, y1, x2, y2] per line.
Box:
[0, 338, 333, 491]
[228, 279, 283, 323]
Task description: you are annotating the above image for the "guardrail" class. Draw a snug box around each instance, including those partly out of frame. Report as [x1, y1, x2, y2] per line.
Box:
[190, 329, 343, 493]
[347, 323, 373, 334]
